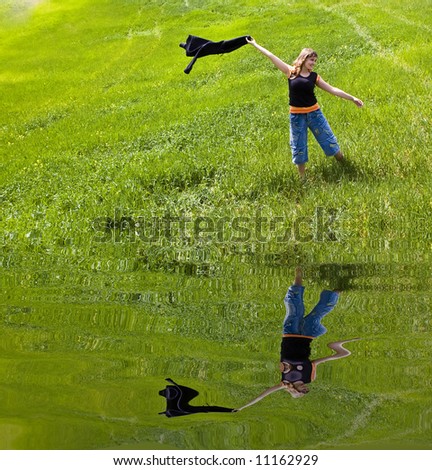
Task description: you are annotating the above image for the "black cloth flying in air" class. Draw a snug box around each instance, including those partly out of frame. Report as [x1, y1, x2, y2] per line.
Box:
[159, 378, 233, 417]
[180, 35, 250, 74]
[280, 336, 314, 384]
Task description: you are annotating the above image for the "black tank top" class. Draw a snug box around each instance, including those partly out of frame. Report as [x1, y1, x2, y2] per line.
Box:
[280, 336, 314, 384]
[288, 72, 319, 108]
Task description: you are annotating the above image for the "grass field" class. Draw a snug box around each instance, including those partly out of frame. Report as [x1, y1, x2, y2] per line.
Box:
[1, 0, 431, 266]
[1, 0, 431, 451]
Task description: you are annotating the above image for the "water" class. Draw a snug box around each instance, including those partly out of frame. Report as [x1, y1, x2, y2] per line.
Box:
[1, 241, 431, 450]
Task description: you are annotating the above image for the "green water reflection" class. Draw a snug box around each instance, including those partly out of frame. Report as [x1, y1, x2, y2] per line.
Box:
[1, 245, 431, 449]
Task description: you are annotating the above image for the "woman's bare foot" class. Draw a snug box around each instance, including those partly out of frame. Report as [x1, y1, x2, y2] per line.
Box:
[334, 150, 344, 161]
[297, 163, 306, 177]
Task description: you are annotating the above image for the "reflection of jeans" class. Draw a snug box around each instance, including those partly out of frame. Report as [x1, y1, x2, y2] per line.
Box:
[283, 285, 339, 337]
[289, 109, 340, 164]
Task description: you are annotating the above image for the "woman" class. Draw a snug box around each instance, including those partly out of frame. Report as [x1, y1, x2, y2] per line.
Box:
[247, 38, 364, 177]
[234, 267, 360, 411]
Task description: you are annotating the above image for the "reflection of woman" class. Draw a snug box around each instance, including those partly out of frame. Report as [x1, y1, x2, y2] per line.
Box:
[235, 268, 359, 411]
[246, 37, 364, 177]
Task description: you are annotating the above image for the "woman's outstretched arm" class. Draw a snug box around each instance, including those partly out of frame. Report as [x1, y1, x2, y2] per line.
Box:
[317, 78, 364, 107]
[233, 383, 285, 412]
[247, 37, 293, 77]
[312, 338, 361, 367]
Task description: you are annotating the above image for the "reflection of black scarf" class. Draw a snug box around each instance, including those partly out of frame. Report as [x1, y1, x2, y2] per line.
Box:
[180, 35, 250, 74]
[159, 378, 233, 417]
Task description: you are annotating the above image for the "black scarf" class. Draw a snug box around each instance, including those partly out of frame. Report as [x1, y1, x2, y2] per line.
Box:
[159, 378, 233, 417]
[180, 35, 250, 74]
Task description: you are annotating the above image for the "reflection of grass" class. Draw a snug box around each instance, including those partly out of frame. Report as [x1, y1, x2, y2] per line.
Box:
[1, 0, 431, 450]
[1, 262, 431, 449]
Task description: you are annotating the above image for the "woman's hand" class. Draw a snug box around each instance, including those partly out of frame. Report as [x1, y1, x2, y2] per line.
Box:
[246, 36, 256, 46]
[352, 97, 364, 108]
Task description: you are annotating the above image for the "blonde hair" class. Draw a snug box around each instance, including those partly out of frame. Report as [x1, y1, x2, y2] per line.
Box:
[291, 48, 318, 78]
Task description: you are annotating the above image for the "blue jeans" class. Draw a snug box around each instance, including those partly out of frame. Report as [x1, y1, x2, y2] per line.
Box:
[282, 285, 339, 337]
[289, 109, 340, 164]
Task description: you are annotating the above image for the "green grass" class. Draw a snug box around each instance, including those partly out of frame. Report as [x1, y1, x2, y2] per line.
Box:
[0, 0, 432, 451]
[1, 0, 431, 266]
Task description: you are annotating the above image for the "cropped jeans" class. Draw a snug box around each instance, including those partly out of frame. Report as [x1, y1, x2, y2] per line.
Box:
[289, 109, 340, 165]
[282, 285, 339, 338]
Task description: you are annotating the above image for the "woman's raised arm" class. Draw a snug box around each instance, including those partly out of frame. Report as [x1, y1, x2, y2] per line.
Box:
[247, 37, 293, 77]
[233, 383, 285, 412]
